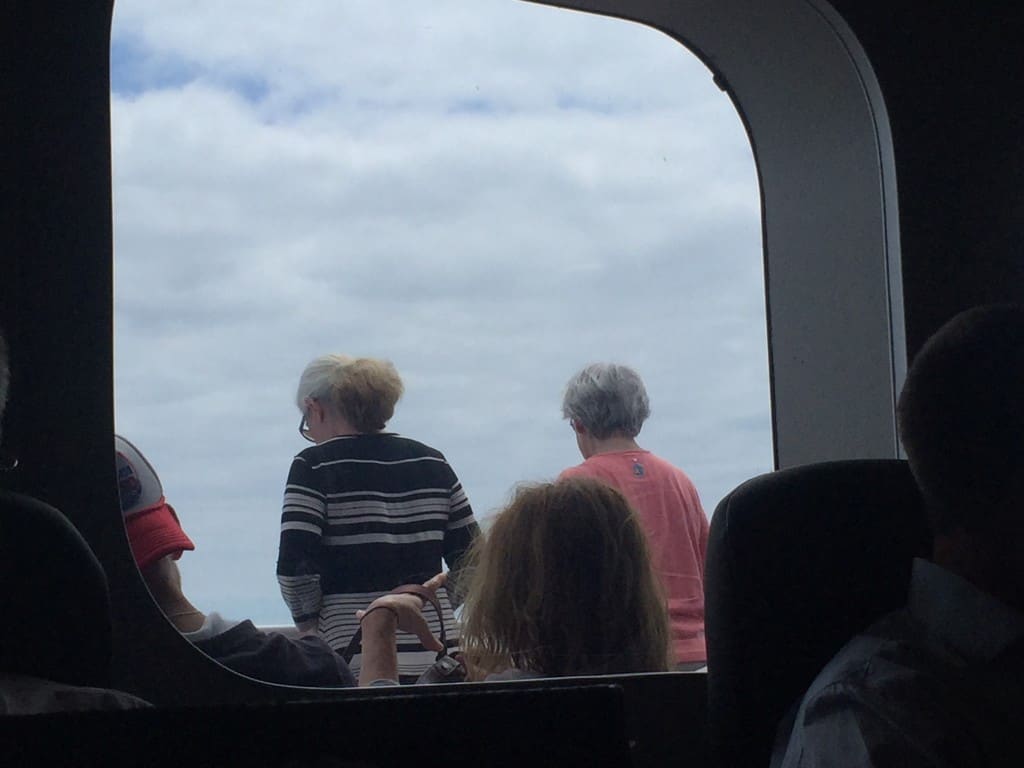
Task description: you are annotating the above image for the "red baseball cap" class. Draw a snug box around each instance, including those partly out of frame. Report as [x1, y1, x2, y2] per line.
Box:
[115, 435, 195, 571]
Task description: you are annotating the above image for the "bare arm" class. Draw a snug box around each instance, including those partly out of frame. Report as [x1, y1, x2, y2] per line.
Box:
[357, 574, 446, 686]
[357, 608, 400, 685]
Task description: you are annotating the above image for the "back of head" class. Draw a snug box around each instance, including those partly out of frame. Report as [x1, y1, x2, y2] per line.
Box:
[461, 478, 670, 677]
[561, 363, 650, 439]
[898, 304, 1024, 536]
[296, 354, 404, 433]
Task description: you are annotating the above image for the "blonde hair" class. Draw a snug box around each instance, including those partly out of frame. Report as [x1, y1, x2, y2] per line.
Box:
[296, 355, 404, 433]
[460, 478, 671, 678]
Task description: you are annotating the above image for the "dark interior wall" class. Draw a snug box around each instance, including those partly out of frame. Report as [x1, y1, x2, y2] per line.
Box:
[1, 1, 116, 529]
[828, 2, 1024, 359]
[0, 0, 139, 573]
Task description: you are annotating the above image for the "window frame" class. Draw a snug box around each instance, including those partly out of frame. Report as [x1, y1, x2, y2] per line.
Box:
[534, 0, 904, 468]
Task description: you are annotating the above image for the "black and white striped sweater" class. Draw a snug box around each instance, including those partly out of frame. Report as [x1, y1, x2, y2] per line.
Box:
[276, 433, 478, 682]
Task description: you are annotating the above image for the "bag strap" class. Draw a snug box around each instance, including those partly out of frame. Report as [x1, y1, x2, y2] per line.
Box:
[341, 583, 448, 664]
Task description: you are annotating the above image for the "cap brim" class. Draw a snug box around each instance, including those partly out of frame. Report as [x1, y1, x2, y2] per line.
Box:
[125, 504, 195, 571]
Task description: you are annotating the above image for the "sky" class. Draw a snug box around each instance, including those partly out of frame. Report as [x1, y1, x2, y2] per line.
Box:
[110, 0, 772, 626]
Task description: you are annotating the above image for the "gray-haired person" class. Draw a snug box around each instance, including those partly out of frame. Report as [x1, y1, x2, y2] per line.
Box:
[559, 363, 709, 669]
[276, 355, 480, 683]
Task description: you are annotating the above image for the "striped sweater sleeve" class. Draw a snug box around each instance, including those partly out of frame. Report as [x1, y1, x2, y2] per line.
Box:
[443, 475, 480, 604]
[276, 455, 326, 624]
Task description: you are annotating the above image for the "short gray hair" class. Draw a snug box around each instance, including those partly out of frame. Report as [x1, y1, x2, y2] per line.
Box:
[561, 363, 651, 439]
[296, 354, 404, 433]
[295, 354, 355, 411]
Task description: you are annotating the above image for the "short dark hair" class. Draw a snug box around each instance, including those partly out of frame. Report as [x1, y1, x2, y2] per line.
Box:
[897, 304, 1024, 535]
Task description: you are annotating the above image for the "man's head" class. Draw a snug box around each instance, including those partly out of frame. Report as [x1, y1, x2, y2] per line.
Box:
[115, 435, 195, 576]
[898, 304, 1024, 534]
[898, 304, 1024, 604]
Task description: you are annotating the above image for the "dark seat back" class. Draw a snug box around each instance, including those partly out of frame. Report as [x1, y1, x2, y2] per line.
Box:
[0, 490, 112, 688]
[0, 683, 631, 767]
[704, 459, 931, 767]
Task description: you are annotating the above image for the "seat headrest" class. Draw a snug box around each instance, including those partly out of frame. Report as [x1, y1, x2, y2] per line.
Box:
[705, 459, 931, 768]
[0, 490, 112, 687]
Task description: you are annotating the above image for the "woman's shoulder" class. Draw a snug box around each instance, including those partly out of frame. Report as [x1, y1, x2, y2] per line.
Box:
[291, 434, 447, 463]
[378, 434, 446, 461]
[292, 435, 362, 458]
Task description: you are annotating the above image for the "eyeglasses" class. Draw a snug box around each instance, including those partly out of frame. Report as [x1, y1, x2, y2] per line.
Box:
[299, 400, 316, 443]
[299, 410, 314, 442]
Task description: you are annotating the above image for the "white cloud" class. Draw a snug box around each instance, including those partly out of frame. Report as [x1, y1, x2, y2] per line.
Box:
[112, 0, 722, 111]
[111, 0, 770, 625]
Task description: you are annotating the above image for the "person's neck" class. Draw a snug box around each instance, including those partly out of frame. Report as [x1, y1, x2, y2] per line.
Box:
[587, 435, 643, 457]
[161, 596, 206, 633]
[322, 413, 363, 439]
[932, 532, 1024, 615]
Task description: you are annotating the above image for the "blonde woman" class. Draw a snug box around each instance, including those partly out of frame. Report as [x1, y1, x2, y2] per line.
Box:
[356, 478, 671, 684]
[276, 355, 479, 684]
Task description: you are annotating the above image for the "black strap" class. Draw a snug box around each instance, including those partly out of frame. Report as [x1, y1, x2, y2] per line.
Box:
[341, 583, 448, 664]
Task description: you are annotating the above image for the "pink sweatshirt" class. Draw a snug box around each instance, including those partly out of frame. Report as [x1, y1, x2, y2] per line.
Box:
[560, 450, 709, 664]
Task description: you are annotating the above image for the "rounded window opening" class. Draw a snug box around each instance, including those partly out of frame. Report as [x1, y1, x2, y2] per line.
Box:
[111, 0, 769, 686]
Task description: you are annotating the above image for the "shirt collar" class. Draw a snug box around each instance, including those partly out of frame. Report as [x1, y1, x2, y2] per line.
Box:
[181, 611, 243, 642]
[908, 557, 1024, 663]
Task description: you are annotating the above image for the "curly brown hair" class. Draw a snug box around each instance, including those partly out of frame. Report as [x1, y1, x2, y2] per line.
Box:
[459, 478, 671, 678]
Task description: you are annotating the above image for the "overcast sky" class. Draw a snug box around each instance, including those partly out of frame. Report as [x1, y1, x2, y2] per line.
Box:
[111, 0, 771, 626]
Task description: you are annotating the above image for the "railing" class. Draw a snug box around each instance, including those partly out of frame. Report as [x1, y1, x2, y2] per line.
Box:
[255, 624, 301, 639]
